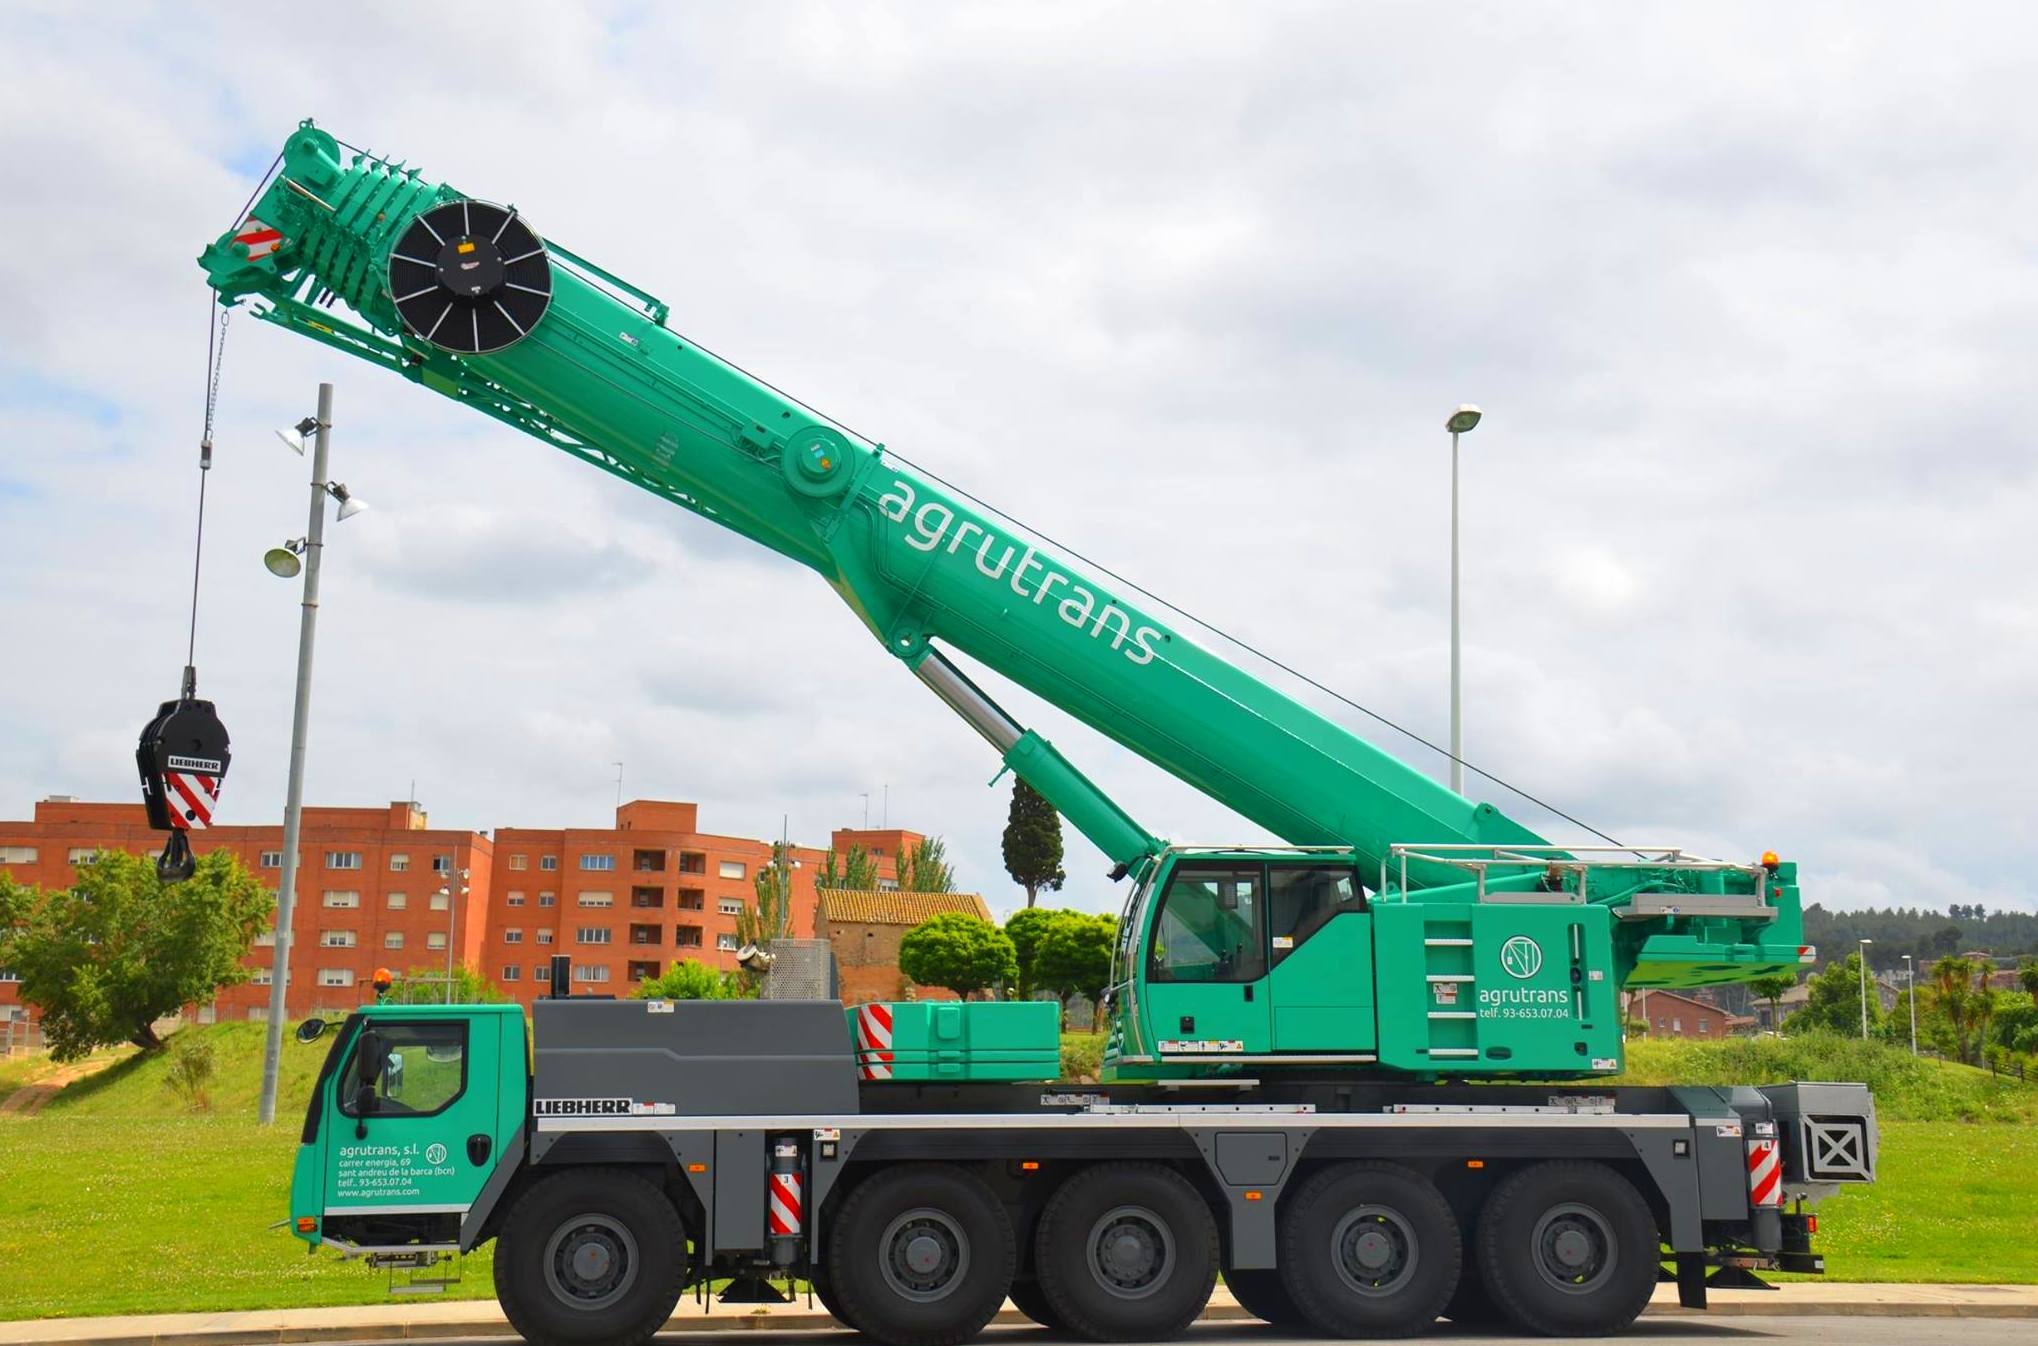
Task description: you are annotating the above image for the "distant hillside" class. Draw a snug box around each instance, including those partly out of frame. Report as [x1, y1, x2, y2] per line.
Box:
[1802, 903, 2038, 970]
[39, 1022, 326, 1119]
[1612, 1035, 2038, 1123]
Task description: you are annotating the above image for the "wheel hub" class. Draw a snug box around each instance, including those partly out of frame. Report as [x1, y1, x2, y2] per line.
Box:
[879, 1209, 970, 1303]
[1331, 1206, 1418, 1295]
[543, 1214, 640, 1310]
[1088, 1206, 1174, 1299]
[434, 235, 506, 298]
[1532, 1203, 1616, 1293]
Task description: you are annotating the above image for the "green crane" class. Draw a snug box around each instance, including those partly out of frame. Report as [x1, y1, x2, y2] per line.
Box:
[199, 120, 1810, 1079]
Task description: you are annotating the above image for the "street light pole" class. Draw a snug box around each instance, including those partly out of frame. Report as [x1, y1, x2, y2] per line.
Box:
[1857, 938, 1874, 1040]
[1444, 405, 1482, 794]
[1903, 953, 1918, 1055]
[440, 867, 469, 1003]
[258, 382, 334, 1127]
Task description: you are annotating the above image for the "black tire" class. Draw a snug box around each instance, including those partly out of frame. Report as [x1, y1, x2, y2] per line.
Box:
[1224, 1268, 1310, 1329]
[1442, 1265, 1502, 1326]
[826, 1164, 1015, 1346]
[1276, 1161, 1458, 1338]
[813, 1267, 863, 1332]
[493, 1167, 687, 1346]
[1034, 1162, 1219, 1342]
[1475, 1161, 1659, 1336]
[1008, 1278, 1067, 1330]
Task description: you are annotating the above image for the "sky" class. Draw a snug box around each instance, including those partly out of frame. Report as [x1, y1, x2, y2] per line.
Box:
[1, 3, 2033, 919]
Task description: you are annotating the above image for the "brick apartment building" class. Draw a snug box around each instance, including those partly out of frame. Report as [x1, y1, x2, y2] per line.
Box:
[0, 794, 926, 1024]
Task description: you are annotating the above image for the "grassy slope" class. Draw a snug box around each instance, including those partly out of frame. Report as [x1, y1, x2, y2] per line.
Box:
[1, 1027, 2033, 1320]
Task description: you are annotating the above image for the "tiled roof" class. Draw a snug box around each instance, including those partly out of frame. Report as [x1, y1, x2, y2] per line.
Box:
[818, 889, 991, 926]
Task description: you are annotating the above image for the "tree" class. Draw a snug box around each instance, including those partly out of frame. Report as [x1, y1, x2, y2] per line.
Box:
[1749, 972, 1799, 1032]
[1927, 955, 1991, 1063]
[0, 849, 272, 1060]
[1001, 779, 1065, 909]
[635, 959, 747, 1001]
[379, 963, 507, 1005]
[736, 841, 795, 951]
[896, 837, 956, 894]
[816, 845, 880, 892]
[2019, 959, 2038, 999]
[1785, 952, 1880, 1037]
[1034, 913, 1117, 1031]
[898, 913, 1016, 1000]
[1005, 906, 1064, 1001]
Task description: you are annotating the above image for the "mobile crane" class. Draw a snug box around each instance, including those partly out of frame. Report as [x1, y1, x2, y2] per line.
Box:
[198, 121, 1875, 1346]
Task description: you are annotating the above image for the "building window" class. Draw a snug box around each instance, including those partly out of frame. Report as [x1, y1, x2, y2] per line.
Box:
[627, 960, 660, 982]
[1671, 1018, 1682, 1033]
[574, 965, 612, 984]
[322, 891, 360, 909]
[68, 847, 99, 864]
[387, 892, 408, 910]
[718, 860, 746, 881]
[508, 855, 528, 871]
[540, 856, 558, 872]
[1699, 1019, 1711, 1034]
[423, 932, 446, 951]
[430, 892, 450, 911]
[533, 963, 550, 983]
[576, 928, 613, 946]
[326, 852, 361, 870]
[251, 967, 273, 985]
[0, 968, 18, 983]
[0, 846, 39, 865]
[501, 964, 522, 981]
[716, 933, 739, 952]
[578, 891, 614, 908]
[580, 854, 615, 872]
[539, 891, 557, 907]
[318, 968, 355, 988]
[633, 849, 667, 873]
[677, 888, 704, 911]
[536, 930, 555, 945]
[631, 887, 664, 909]
[389, 853, 410, 872]
[196, 1005, 216, 1025]
[247, 1006, 269, 1022]
[432, 855, 452, 874]
[678, 852, 706, 875]
[629, 924, 662, 946]
[320, 930, 357, 948]
[259, 850, 283, 868]
[675, 925, 702, 948]
[384, 931, 405, 949]
[507, 891, 526, 907]
[255, 929, 277, 947]
[504, 928, 524, 944]
[718, 897, 744, 916]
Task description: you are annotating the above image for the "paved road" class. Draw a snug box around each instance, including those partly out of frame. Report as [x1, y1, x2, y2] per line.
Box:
[316, 1321, 2034, 1346]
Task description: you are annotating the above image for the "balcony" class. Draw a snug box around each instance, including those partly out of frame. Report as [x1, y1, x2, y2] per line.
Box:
[677, 888, 704, 911]
[628, 924, 663, 946]
[677, 852, 707, 876]
[627, 960, 660, 982]
[631, 886, 664, 909]
[632, 849, 667, 874]
[674, 924, 703, 948]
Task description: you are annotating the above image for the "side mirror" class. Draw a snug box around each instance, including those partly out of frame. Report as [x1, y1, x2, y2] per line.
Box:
[294, 1018, 328, 1045]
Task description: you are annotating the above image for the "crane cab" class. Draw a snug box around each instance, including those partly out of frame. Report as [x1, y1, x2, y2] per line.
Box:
[1102, 846, 1623, 1080]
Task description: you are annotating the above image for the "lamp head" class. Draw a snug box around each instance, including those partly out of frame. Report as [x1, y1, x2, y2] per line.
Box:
[1446, 404, 1483, 435]
[275, 417, 319, 455]
[263, 539, 305, 579]
[329, 482, 369, 521]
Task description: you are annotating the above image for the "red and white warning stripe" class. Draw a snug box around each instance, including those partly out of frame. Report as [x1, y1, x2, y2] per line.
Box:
[1746, 1137, 1782, 1208]
[233, 218, 283, 260]
[767, 1171, 803, 1236]
[854, 1002, 895, 1080]
[165, 772, 220, 831]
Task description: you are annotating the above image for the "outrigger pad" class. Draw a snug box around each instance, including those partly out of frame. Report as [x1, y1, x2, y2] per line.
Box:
[135, 693, 231, 881]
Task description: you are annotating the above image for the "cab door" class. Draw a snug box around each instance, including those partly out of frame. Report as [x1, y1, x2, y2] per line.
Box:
[1265, 863, 1376, 1054]
[323, 1012, 502, 1222]
[1139, 861, 1271, 1059]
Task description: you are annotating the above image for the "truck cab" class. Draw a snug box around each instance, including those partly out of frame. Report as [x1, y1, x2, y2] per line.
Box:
[293, 1004, 525, 1255]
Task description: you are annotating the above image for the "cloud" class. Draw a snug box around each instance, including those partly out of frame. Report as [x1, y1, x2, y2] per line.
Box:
[0, 3, 2033, 916]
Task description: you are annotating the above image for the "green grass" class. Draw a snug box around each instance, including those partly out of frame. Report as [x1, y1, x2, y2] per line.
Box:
[2, 1025, 2034, 1321]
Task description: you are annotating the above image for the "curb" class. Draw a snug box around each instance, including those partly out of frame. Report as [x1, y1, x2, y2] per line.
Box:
[10, 1294, 2038, 1345]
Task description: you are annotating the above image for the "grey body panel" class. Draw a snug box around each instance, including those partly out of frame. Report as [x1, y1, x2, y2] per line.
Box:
[532, 998, 858, 1118]
[459, 1125, 526, 1252]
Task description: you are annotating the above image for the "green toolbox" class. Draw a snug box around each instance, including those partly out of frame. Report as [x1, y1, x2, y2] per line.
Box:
[849, 1000, 1062, 1081]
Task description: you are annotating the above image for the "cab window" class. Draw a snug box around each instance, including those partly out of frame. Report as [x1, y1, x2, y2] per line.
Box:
[1151, 864, 1265, 983]
[1268, 865, 1365, 965]
[340, 1020, 468, 1118]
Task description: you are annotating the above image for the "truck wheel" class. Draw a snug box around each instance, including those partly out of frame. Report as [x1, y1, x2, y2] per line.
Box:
[1034, 1162, 1218, 1342]
[1223, 1269, 1308, 1328]
[1276, 1161, 1458, 1338]
[493, 1168, 686, 1346]
[1007, 1278, 1067, 1330]
[812, 1268, 863, 1331]
[826, 1164, 1015, 1346]
[1475, 1161, 1659, 1336]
